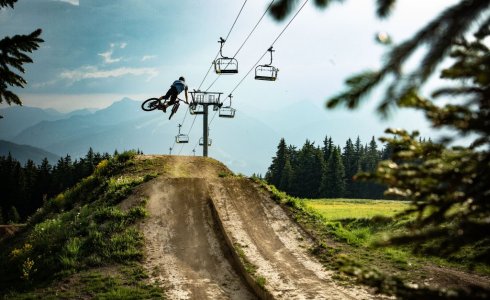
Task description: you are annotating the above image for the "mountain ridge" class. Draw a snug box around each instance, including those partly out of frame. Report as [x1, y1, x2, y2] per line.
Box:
[0, 140, 60, 165]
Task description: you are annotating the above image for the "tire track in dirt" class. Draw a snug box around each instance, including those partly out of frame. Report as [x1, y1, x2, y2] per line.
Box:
[209, 178, 377, 300]
[140, 168, 255, 299]
[138, 156, 378, 299]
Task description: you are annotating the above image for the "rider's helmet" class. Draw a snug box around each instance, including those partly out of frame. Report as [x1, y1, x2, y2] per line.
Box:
[179, 76, 185, 82]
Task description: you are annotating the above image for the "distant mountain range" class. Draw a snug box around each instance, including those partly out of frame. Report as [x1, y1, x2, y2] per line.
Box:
[0, 97, 393, 175]
[0, 105, 95, 140]
[0, 140, 60, 165]
[0, 98, 282, 174]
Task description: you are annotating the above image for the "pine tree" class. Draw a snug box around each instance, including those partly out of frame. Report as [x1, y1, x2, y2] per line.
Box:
[0, 0, 43, 109]
[19, 159, 38, 217]
[350, 137, 364, 198]
[265, 138, 289, 188]
[86, 147, 96, 173]
[324, 147, 346, 198]
[7, 206, 20, 224]
[0, 153, 22, 217]
[292, 141, 325, 198]
[358, 137, 384, 198]
[279, 157, 294, 193]
[342, 138, 356, 197]
[36, 158, 53, 201]
[322, 136, 334, 163]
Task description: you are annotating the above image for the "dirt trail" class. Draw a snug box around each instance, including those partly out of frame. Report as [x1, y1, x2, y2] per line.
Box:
[140, 156, 255, 299]
[209, 178, 375, 300]
[138, 156, 376, 299]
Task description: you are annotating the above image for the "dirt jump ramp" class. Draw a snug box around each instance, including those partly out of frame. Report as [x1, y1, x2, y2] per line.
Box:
[138, 156, 375, 299]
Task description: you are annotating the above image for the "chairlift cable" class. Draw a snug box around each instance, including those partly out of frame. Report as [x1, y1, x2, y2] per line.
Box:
[181, 0, 308, 155]
[270, 0, 308, 47]
[165, 0, 247, 156]
[204, 0, 275, 92]
[188, 110, 217, 155]
[179, 105, 189, 127]
[178, 115, 198, 155]
[197, 0, 248, 92]
[232, 0, 275, 59]
[171, 139, 176, 155]
[197, 58, 218, 90]
[205, 75, 221, 92]
[227, 50, 269, 98]
[224, 0, 309, 101]
[225, 0, 248, 41]
[205, 0, 309, 151]
[210, 110, 219, 124]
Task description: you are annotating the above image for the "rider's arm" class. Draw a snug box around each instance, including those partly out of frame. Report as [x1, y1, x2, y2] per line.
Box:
[185, 89, 189, 104]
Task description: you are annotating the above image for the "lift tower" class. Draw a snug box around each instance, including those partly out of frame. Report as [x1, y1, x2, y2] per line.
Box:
[189, 91, 223, 157]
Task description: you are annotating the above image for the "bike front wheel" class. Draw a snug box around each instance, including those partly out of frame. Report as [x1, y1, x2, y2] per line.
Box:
[169, 102, 180, 120]
[141, 98, 161, 111]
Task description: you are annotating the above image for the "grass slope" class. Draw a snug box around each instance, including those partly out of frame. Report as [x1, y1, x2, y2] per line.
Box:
[0, 151, 163, 299]
[255, 180, 490, 299]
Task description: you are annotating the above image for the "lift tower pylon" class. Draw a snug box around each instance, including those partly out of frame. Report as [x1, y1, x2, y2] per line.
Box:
[189, 91, 223, 157]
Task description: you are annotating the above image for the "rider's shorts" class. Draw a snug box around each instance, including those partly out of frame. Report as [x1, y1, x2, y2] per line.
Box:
[164, 86, 179, 104]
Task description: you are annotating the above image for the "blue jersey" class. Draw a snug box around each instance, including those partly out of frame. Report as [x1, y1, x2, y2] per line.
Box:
[172, 80, 188, 94]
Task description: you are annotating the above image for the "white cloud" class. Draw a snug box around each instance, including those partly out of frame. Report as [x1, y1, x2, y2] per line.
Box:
[60, 66, 159, 82]
[141, 55, 157, 62]
[98, 43, 128, 63]
[98, 50, 121, 64]
[56, 0, 79, 6]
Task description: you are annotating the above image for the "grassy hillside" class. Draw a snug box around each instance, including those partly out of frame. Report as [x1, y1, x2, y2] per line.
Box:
[0, 151, 163, 299]
[257, 181, 490, 299]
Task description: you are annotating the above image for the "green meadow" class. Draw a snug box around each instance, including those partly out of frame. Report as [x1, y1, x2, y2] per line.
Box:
[304, 199, 409, 221]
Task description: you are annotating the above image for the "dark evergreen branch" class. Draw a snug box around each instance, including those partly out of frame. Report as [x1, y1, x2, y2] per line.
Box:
[0, 28, 43, 106]
[376, 0, 396, 18]
[270, 0, 297, 21]
[431, 86, 484, 98]
[475, 14, 490, 39]
[0, 0, 17, 8]
[417, 1, 489, 82]
[326, 71, 383, 109]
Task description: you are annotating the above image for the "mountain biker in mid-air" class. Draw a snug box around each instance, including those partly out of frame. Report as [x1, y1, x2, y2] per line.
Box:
[159, 76, 189, 112]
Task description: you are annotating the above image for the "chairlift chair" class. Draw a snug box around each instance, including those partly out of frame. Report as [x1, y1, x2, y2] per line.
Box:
[175, 124, 189, 144]
[214, 37, 238, 74]
[199, 137, 212, 146]
[215, 58, 238, 74]
[219, 94, 236, 118]
[175, 134, 189, 144]
[189, 103, 205, 115]
[255, 47, 278, 81]
[219, 106, 236, 118]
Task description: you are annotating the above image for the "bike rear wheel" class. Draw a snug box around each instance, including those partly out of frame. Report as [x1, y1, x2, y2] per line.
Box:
[141, 98, 161, 111]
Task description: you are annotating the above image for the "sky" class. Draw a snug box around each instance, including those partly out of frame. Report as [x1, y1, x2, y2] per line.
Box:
[0, 0, 460, 153]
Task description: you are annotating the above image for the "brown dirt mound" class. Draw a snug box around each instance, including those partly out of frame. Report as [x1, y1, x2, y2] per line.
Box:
[134, 155, 378, 299]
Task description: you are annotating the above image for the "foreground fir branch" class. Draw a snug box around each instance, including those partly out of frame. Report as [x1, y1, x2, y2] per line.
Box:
[0, 0, 44, 107]
[358, 35, 490, 261]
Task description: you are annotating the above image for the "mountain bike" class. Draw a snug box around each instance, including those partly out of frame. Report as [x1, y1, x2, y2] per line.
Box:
[141, 97, 186, 120]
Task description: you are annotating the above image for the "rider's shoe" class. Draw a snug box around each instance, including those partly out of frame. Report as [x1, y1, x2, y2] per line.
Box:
[162, 105, 167, 113]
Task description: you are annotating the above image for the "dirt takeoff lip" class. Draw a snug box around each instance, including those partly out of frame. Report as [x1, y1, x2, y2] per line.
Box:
[137, 155, 377, 299]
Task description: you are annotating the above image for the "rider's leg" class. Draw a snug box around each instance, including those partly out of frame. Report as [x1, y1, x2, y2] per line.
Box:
[160, 86, 174, 100]
[162, 90, 178, 112]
